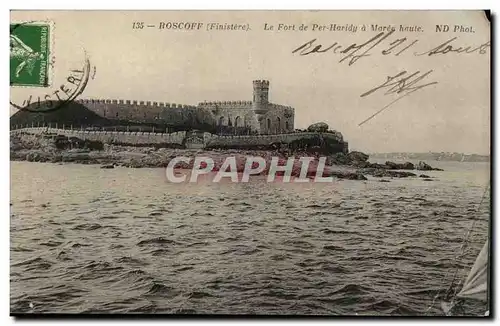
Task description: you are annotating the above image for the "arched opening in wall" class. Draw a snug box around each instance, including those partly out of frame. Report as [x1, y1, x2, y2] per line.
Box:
[103, 110, 106, 118]
[285, 121, 289, 131]
[267, 118, 271, 132]
[277, 117, 281, 133]
[219, 116, 225, 126]
[228, 117, 233, 127]
[235, 116, 241, 127]
[116, 112, 119, 118]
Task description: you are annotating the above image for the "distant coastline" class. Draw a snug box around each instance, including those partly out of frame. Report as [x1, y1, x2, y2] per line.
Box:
[368, 152, 490, 163]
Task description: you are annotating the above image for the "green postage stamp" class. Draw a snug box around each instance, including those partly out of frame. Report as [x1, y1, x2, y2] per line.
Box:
[10, 22, 51, 87]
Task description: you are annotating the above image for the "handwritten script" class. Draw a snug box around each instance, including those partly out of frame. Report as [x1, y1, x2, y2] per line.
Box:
[292, 30, 490, 66]
[291, 31, 488, 125]
[358, 70, 438, 126]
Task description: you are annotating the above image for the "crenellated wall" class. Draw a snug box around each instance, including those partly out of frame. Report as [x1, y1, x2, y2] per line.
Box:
[76, 98, 277, 133]
[195, 101, 295, 133]
[70, 79, 297, 135]
[198, 100, 253, 108]
[71, 79, 297, 135]
[76, 98, 198, 109]
[74, 99, 205, 125]
[69, 99, 221, 135]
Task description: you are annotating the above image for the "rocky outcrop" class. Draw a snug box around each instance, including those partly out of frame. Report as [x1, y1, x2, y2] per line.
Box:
[326, 153, 351, 166]
[347, 151, 369, 162]
[307, 122, 329, 132]
[324, 152, 442, 175]
[360, 168, 417, 178]
[385, 170, 417, 178]
[416, 161, 443, 171]
[325, 151, 370, 167]
[23, 151, 51, 163]
[54, 135, 104, 151]
[10, 132, 445, 183]
[384, 161, 415, 170]
[329, 171, 367, 180]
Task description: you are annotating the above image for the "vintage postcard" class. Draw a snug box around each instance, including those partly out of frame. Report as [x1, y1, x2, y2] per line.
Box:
[10, 10, 491, 316]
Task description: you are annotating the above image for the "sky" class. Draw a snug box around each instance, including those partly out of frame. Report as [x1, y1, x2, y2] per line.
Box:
[10, 10, 490, 154]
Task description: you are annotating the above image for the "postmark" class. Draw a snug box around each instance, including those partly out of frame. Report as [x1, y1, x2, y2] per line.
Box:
[10, 21, 95, 114]
[10, 22, 52, 87]
[10, 57, 93, 113]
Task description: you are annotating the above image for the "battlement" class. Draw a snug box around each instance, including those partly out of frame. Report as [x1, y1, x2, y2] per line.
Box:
[75, 99, 202, 109]
[70, 79, 293, 135]
[198, 100, 253, 107]
[77, 98, 285, 111]
[268, 103, 295, 111]
[253, 80, 270, 86]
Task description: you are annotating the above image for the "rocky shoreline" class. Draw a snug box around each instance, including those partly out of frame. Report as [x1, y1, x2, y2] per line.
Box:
[10, 132, 443, 181]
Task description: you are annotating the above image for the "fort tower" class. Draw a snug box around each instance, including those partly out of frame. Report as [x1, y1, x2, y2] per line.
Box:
[252, 80, 269, 117]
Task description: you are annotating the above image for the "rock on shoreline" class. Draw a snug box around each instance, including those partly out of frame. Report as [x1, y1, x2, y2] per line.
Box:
[10, 132, 444, 181]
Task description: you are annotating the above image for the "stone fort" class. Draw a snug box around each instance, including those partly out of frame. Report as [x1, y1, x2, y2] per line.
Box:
[12, 80, 348, 153]
[74, 80, 295, 135]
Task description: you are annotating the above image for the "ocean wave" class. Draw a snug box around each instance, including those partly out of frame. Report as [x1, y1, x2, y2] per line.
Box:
[10, 161, 490, 315]
[137, 237, 178, 246]
[72, 223, 104, 231]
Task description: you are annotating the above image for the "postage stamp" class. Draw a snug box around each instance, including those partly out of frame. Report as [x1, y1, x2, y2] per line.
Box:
[10, 22, 51, 87]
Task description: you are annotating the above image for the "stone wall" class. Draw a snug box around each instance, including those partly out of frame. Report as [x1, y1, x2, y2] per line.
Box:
[11, 127, 347, 153]
[72, 97, 295, 135]
[74, 99, 215, 128]
[197, 100, 295, 134]
[198, 101, 256, 130]
[206, 132, 345, 151]
[260, 103, 295, 134]
[11, 127, 187, 146]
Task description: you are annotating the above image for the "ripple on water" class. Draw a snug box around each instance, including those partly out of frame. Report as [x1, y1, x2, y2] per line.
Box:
[72, 223, 104, 231]
[10, 162, 490, 315]
[137, 237, 178, 246]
